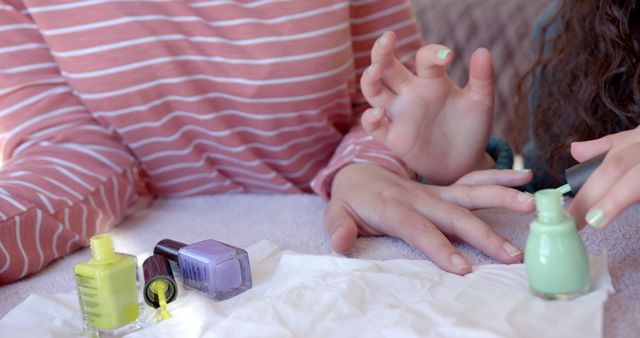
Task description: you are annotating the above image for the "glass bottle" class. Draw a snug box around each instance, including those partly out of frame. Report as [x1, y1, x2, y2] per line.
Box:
[74, 234, 144, 337]
[525, 189, 590, 300]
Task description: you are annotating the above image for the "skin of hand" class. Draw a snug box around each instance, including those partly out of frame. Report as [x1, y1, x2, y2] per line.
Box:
[568, 126, 640, 229]
[360, 31, 496, 185]
[325, 163, 535, 275]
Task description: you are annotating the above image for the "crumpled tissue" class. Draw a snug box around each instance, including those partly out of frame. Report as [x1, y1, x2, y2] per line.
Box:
[0, 240, 613, 338]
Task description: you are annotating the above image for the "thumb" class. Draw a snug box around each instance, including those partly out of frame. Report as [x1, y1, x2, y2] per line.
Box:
[323, 200, 358, 254]
[570, 130, 633, 162]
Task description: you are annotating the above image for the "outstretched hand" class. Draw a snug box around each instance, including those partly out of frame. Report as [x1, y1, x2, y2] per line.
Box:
[360, 31, 496, 184]
[325, 164, 535, 275]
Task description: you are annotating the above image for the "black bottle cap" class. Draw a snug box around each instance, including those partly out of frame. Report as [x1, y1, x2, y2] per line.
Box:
[143, 255, 178, 308]
[565, 152, 606, 195]
[154, 239, 187, 262]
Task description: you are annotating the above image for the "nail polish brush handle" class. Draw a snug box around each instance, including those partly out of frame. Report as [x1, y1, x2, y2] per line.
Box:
[564, 152, 606, 194]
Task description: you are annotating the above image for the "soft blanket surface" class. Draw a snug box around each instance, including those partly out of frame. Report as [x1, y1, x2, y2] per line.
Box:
[1, 194, 638, 337]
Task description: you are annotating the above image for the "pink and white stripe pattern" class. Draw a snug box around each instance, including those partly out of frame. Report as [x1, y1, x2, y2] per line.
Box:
[0, 0, 421, 284]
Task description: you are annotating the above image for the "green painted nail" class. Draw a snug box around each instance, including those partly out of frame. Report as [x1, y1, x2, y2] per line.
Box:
[378, 35, 386, 46]
[437, 49, 451, 60]
[586, 209, 605, 228]
[371, 107, 381, 117]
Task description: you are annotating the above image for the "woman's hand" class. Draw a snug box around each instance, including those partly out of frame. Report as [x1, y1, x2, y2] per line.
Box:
[325, 163, 535, 275]
[359, 31, 496, 184]
[569, 126, 640, 229]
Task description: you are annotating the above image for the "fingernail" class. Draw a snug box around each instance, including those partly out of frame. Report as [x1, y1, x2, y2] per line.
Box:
[367, 62, 376, 73]
[517, 169, 531, 174]
[502, 242, 522, 257]
[586, 209, 605, 228]
[518, 192, 534, 204]
[450, 254, 470, 270]
[437, 49, 451, 60]
[371, 107, 381, 117]
[378, 34, 387, 46]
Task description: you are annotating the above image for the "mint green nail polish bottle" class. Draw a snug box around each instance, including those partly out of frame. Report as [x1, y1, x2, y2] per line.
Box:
[524, 189, 590, 300]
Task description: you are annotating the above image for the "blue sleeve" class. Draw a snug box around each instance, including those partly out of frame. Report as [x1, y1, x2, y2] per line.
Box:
[486, 138, 514, 170]
[522, 1, 560, 192]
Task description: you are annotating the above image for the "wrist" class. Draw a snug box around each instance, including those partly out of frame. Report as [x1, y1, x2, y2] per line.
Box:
[331, 163, 367, 197]
[332, 163, 399, 195]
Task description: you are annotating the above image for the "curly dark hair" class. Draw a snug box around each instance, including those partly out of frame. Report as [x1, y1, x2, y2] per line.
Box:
[513, 0, 640, 185]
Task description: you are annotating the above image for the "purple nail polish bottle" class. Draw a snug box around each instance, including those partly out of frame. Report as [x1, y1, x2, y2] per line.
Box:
[154, 239, 252, 301]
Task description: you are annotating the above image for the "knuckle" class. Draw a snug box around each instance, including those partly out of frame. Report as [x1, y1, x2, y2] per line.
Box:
[601, 155, 630, 176]
[429, 243, 454, 260]
[601, 133, 618, 147]
[413, 186, 436, 200]
[416, 46, 432, 61]
[360, 81, 370, 95]
[376, 195, 406, 220]
[605, 189, 632, 210]
[454, 184, 476, 207]
[384, 197, 404, 211]
[486, 185, 511, 202]
[447, 207, 474, 233]
[408, 223, 431, 239]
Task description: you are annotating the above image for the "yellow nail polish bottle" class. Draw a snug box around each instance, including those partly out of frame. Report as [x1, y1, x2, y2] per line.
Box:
[74, 234, 144, 337]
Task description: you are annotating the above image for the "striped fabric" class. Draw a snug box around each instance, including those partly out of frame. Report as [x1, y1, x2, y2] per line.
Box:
[0, 0, 422, 284]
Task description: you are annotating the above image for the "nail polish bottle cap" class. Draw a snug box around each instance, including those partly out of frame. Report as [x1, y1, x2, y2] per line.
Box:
[565, 152, 606, 195]
[154, 239, 187, 262]
[143, 255, 178, 308]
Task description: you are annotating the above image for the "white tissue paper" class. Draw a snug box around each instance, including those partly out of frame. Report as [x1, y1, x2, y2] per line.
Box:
[0, 240, 613, 338]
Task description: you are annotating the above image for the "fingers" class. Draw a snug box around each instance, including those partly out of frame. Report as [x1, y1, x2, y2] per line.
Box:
[324, 200, 359, 254]
[385, 205, 472, 275]
[463, 48, 494, 107]
[436, 184, 535, 213]
[361, 107, 390, 143]
[447, 211, 524, 264]
[370, 31, 414, 92]
[455, 168, 533, 187]
[411, 194, 524, 265]
[576, 163, 640, 230]
[415, 43, 454, 79]
[569, 143, 640, 229]
[360, 62, 396, 107]
[570, 130, 633, 162]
